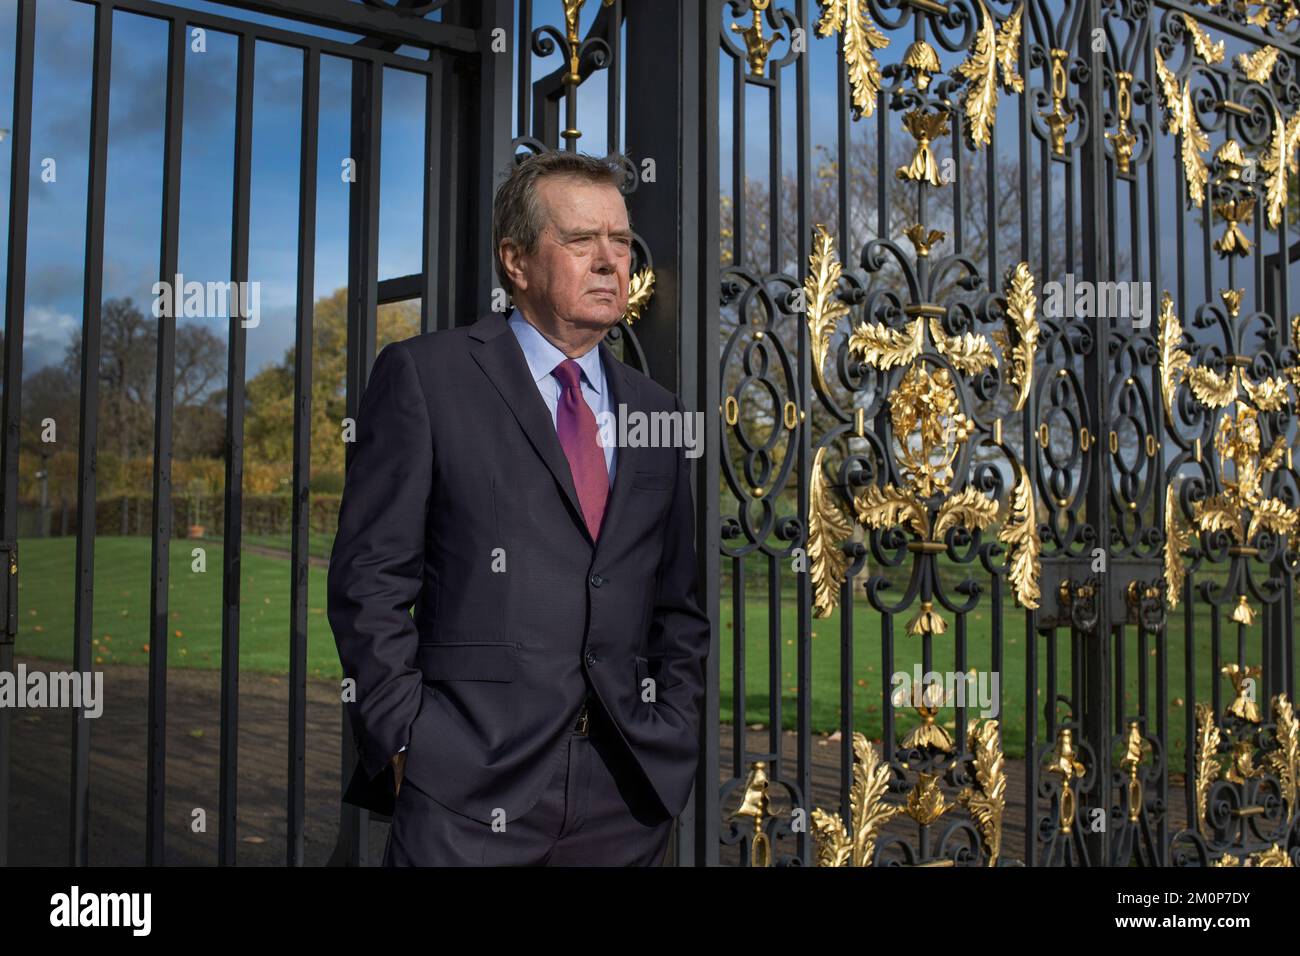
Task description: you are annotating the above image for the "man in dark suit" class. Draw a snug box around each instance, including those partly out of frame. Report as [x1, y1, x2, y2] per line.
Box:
[326, 151, 710, 865]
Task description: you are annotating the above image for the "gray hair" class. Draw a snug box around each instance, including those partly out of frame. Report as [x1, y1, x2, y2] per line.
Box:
[492, 151, 627, 298]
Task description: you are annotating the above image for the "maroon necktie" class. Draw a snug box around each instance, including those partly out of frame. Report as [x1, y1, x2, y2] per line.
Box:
[551, 359, 609, 540]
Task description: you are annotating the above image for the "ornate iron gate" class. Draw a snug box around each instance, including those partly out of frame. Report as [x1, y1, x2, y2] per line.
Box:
[5, 0, 1299, 869]
[712, 0, 1300, 866]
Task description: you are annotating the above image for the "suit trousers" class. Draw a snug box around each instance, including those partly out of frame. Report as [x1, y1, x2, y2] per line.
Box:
[381, 696, 674, 866]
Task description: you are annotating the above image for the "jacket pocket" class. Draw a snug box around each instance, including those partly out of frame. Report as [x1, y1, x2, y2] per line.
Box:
[632, 470, 675, 491]
[635, 654, 671, 696]
[416, 641, 519, 682]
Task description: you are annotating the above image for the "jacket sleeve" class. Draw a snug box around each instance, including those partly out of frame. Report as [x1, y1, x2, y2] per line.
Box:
[646, 395, 711, 734]
[327, 341, 431, 782]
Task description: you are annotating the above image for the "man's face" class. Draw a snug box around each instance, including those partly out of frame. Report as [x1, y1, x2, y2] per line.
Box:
[506, 176, 632, 333]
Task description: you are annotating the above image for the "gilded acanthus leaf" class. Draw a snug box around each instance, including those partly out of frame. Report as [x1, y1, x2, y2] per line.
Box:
[1159, 292, 1191, 422]
[957, 719, 1006, 866]
[847, 317, 923, 370]
[810, 447, 854, 619]
[1154, 51, 1210, 206]
[810, 806, 854, 866]
[811, 732, 902, 866]
[956, 0, 1024, 150]
[1263, 694, 1298, 826]
[1194, 702, 1222, 836]
[623, 267, 655, 325]
[1260, 109, 1300, 230]
[1187, 366, 1237, 408]
[1236, 45, 1280, 84]
[1194, 493, 1245, 542]
[1184, 17, 1226, 65]
[854, 482, 929, 538]
[1246, 497, 1299, 541]
[1243, 373, 1291, 412]
[1165, 484, 1192, 610]
[815, 0, 889, 118]
[805, 224, 850, 395]
[998, 470, 1040, 609]
[929, 317, 998, 375]
[934, 486, 1000, 538]
[999, 261, 1037, 412]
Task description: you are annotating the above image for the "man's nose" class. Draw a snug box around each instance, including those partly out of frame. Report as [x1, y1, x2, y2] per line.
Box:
[591, 235, 620, 270]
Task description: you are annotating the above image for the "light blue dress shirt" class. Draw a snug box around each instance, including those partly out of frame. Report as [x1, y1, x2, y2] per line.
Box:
[506, 308, 617, 486]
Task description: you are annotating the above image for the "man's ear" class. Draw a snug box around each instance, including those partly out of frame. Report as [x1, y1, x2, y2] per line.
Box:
[499, 239, 529, 293]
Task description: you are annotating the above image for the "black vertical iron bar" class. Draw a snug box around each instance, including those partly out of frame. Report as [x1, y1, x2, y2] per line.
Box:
[1079, 0, 1113, 867]
[839, 577, 853, 829]
[420, 58, 443, 334]
[286, 44, 320, 868]
[217, 29, 256, 867]
[464, 0, 514, 317]
[1138, 627, 1148, 724]
[146, 14, 187, 867]
[434, 52, 462, 332]
[732, 555, 744, 783]
[330, 53, 382, 868]
[1115, 627, 1125, 733]
[605, 0, 620, 154]
[1183, 577, 1196, 828]
[518, 0, 532, 137]
[70, 0, 114, 867]
[0, 0, 37, 868]
[793, 0, 812, 868]
[733, 55, 744, 266]
[881, 613, 895, 764]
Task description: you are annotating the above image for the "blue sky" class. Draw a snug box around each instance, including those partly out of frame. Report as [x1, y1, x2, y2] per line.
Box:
[0, 0, 1294, 391]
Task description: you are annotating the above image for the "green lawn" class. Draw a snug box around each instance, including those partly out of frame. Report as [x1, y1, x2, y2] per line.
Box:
[13, 536, 1297, 761]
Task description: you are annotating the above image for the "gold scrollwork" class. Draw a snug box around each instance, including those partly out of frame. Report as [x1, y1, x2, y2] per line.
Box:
[812, 720, 1006, 866]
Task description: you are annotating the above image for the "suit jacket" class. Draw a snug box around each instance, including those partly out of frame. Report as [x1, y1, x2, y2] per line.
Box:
[326, 309, 710, 825]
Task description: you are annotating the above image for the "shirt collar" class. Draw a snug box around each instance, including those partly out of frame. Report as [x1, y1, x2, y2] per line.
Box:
[507, 307, 604, 393]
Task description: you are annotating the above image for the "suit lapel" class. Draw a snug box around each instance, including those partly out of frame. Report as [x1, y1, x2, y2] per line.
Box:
[468, 311, 641, 551]
[594, 338, 640, 558]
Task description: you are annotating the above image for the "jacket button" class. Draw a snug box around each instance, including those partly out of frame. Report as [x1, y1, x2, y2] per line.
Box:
[590, 573, 604, 588]
[586, 651, 597, 666]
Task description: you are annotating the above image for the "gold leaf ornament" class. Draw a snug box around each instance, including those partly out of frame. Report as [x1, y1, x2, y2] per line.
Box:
[998, 469, 1041, 609]
[1154, 51, 1211, 207]
[957, 719, 1006, 865]
[815, 0, 889, 118]
[810, 446, 854, 619]
[1158, 292, 1191, 422]
[998, 262, 1038, 412]
[957, 0, 1025, 150]
[805, 224, 850, 394]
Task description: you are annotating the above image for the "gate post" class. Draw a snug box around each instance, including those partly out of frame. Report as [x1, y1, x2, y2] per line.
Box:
[621, 0, 721, 866]
[1077, 0, 1113, 866]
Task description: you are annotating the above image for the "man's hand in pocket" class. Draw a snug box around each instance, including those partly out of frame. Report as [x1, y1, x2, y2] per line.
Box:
[392, 751, 407, 796]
